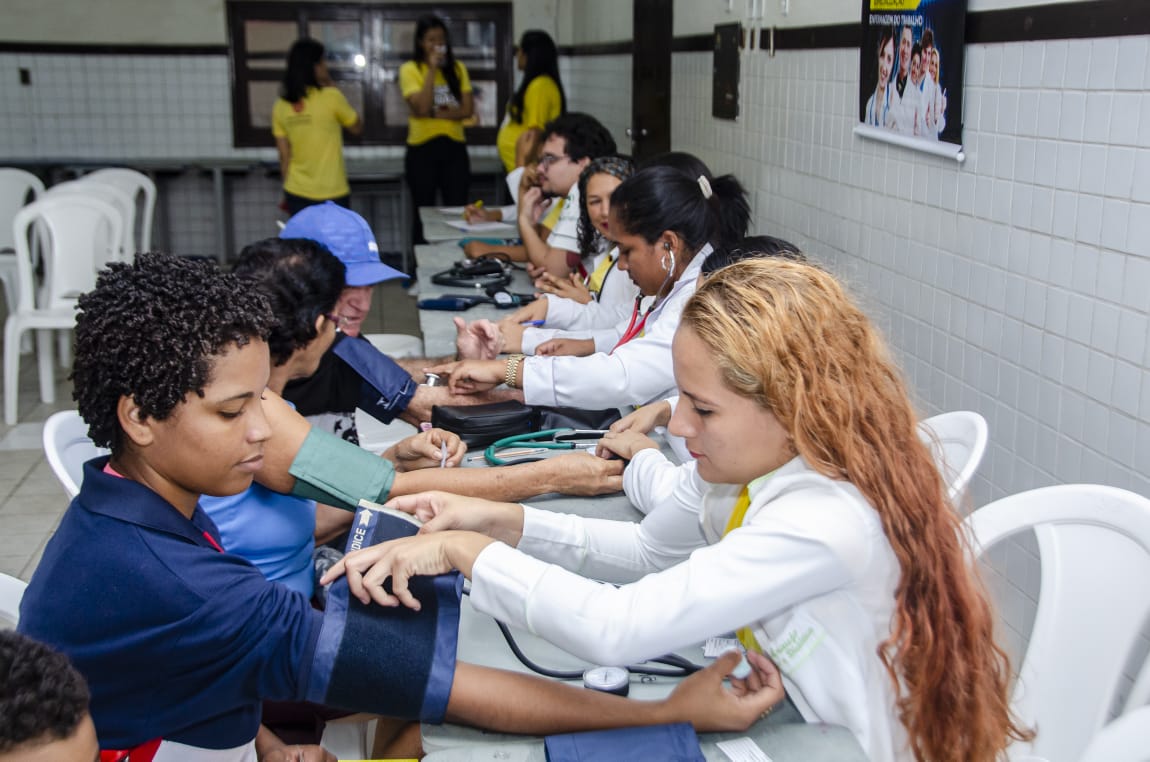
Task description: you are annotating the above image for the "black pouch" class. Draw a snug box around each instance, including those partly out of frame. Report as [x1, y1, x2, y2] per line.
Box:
[431, 400, 540, 449]
[538, 406, 622, 431]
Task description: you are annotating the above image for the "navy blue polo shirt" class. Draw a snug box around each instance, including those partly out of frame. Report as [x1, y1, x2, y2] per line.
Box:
[19, 458, 323, 750]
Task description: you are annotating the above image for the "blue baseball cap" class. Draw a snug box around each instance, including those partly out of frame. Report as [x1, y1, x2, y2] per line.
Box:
[280, 202, 407, 287]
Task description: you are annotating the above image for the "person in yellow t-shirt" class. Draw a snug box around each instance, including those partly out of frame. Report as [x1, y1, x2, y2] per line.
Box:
[400, 15, 473, 246]
[496, 30, 566, 174]
[272, 38, 362, 216]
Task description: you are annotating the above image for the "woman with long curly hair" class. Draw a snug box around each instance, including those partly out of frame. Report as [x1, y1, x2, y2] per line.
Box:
[323, 257, 1031, 761]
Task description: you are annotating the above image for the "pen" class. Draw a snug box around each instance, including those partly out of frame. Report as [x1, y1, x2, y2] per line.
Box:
[439, 439, 449, 468]
[464, 199, 483, 219]
[520, 319, 545, 327]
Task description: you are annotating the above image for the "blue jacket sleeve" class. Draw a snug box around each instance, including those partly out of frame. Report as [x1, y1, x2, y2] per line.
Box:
[333, 335, 417, 424]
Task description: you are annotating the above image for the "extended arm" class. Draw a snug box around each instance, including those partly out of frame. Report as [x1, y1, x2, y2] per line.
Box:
[445, 651, 783, 735]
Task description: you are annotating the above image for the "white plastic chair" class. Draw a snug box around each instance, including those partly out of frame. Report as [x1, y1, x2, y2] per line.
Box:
[965, 485, 1150, 762]
[918, 410, 988, 503]
[1076, 705, 1150, 762]
[0, 168, 46, 335]
[0, 571, 28, 629]
[43, 410, 108, 498]
[45, 179, 135, 263]
[86, 167, 156, 256]
[3, 194, 122, 425]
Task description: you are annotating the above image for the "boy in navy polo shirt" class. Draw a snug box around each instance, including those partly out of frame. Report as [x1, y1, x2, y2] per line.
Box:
[18, 253, 784, 761]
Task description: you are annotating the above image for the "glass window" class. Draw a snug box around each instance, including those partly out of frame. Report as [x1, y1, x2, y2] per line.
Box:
[227, 2, 512, 147]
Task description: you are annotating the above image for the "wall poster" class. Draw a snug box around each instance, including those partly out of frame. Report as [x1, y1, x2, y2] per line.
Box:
[856, 0, 967, 160]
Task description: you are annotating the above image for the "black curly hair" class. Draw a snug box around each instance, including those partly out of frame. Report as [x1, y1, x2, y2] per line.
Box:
[575, 154, 635, 260]
[232, 238, 345, 367]
[72, 252, 275, 453]
[0, 630, 90, 752]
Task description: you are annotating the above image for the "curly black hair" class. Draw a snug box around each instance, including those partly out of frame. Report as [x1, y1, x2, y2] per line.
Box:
[232, 238, 345, 367]
[0, 631, 89, 752]
[72, 252, 275, 453]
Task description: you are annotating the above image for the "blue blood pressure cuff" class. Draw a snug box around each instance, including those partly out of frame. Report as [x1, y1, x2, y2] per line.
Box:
[306, 504, 462, 722]
[332, 336, 417, 424]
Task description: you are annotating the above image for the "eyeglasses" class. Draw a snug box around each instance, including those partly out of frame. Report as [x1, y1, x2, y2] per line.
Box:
[537, 153, 570, 169]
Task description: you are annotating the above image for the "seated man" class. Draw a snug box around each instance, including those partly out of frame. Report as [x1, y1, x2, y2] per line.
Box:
[0, 631, 98, 762]
[463, 112, 616, 278]
[18, 252, 781, 760]
[275, 202, 521, 433]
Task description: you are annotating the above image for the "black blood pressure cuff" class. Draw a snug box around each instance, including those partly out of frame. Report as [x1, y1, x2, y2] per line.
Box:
[306, 504, 462, 722]
[333, 336, 417, 424]
[289, 428, 396, 511]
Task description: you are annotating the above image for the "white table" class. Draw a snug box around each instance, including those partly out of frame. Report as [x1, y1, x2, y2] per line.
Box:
[423, 596, 867, 761]
[414, 241, 537, 357]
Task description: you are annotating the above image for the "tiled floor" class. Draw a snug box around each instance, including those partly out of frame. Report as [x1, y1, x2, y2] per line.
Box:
[0, 278, 423, 583]
[0, 363, 75, 581]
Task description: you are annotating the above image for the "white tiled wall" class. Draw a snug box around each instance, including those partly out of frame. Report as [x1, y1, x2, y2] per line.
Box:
[561, 55, 633, 151]
[669, 38, 1150, 506]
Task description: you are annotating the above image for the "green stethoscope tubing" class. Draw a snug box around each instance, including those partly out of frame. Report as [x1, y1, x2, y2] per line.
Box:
[484, 429, 581, 466]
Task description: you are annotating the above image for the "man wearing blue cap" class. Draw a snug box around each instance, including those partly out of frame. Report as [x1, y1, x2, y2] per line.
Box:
[279, 202, 428, 442]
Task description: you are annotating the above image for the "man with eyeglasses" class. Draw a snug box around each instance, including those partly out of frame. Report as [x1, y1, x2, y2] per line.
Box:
[518, 112, 616, 278]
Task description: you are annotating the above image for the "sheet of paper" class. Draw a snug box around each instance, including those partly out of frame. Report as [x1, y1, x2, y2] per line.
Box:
[443, 219, 516, 233]
[716, 737, 774, 762]
[437, 206, 466, 215]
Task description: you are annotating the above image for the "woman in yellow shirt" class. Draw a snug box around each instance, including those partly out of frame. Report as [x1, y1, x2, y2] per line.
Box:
[400, 15, 473, 245]
[272, 38, 362, 216]
[497, 30, 566, 174]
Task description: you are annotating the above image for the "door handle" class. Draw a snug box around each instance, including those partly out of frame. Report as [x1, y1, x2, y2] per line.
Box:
[625, 127, 649, 138]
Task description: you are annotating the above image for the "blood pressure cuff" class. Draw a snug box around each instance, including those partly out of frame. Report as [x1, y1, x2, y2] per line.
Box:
[544, 722, 704, 762]
[332, 335, 417, 424]
[289, 428, 396, 512]
[306, 504, 462, 722]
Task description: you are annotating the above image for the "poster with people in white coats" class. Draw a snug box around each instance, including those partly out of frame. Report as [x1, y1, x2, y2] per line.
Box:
[859, 0, 966, 146]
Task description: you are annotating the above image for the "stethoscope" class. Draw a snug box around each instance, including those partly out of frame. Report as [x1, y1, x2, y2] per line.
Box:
[483, 429, 608, 466]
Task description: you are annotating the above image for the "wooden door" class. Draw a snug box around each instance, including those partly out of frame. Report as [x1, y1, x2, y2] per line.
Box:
[629, 0, 673, 161]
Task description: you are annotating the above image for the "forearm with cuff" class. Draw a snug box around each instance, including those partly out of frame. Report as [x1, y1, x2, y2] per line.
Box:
[288, 428, 396, 511]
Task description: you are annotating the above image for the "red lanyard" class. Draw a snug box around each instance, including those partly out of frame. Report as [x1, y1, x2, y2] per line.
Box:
[610, 296, 650, 354]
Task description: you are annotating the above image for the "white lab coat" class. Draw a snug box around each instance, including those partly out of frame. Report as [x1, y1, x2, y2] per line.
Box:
[469, 453, 908, 762]
[521, 246, 646, 355]
[520, 248, 707, 409]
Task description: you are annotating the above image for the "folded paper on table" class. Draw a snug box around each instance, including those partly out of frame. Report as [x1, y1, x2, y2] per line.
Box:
[443, 219, 516, 233]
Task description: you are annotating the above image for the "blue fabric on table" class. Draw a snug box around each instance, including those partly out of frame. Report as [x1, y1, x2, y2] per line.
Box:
[544, 722, 705, 761]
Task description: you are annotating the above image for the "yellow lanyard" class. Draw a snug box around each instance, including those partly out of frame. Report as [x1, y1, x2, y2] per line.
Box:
[722, 473, 774, 653]
[585, 252, 615, 295]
